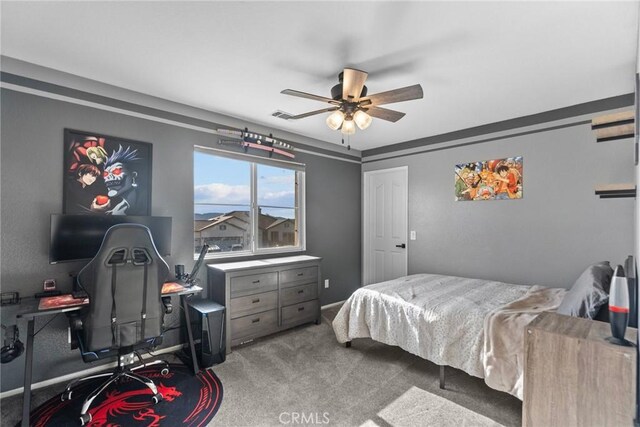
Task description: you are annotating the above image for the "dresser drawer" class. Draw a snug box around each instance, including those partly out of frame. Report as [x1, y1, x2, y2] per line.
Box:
[230, 309, 278, 340]
[282, 299, 319, 325]
[280, 266, 318, 288]
[281, 283, 317, 306]
[230, 272, 278, 297]
[230, 290, 278, 319]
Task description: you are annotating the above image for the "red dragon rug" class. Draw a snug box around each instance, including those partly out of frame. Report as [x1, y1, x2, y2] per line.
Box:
[24, 364, 222, 427]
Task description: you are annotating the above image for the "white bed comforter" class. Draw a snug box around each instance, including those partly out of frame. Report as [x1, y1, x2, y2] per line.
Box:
[332, 274, 531, 378]
[332, 274, 567, 398]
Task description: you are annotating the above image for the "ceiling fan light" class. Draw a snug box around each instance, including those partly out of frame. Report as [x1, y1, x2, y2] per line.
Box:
[354, 110, 372, 130]
[341, 119, 356, 135]
[326, 110, 345, 130]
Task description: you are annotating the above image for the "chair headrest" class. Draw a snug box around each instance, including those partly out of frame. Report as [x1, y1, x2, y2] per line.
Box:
[97, 224, 162, 266]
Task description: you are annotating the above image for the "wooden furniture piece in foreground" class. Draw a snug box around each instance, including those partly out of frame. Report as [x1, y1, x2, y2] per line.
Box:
[207, 255, 322, 352]
[523, 312, 637, 427]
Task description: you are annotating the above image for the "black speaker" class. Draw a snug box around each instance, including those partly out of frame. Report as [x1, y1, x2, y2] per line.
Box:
[1, 324, 24, 364]
[625, 255, 637, 328]
[187, 299, 225, 367]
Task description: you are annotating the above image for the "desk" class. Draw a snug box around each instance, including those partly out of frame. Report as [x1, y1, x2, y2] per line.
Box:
[16, 283, 202, 427]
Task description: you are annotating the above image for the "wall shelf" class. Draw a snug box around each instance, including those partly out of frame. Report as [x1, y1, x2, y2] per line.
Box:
[591, 110, 636, 199]
[594, 183, 636, 199]
[591, 110, 635, 142]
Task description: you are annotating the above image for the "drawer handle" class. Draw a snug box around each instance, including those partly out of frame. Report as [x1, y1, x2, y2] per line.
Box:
[298, 307, 305, 312]
[252, 318, 260, 323]
[252, 298, 260, 304]
[297, 273, 304, 277]
[252, 280, 260, 284]
[297, 290, 304, 294]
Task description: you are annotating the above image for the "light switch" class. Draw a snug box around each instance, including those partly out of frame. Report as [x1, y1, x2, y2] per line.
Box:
[410, 230, 417, 240]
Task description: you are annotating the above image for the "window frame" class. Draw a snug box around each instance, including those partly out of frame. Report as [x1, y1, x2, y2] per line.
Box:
[194, 145, 306, 260]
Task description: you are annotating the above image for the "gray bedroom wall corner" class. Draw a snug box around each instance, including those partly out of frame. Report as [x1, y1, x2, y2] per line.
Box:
[304, 154, 362, 305]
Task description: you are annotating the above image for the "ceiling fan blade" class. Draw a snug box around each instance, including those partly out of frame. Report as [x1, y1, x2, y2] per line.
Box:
[281, 89, 339, 105]
[342, 68, 368, 102]
[365, 106, 406, 123]
[362, 84, 423, 106]
[289, 106, 339, 120]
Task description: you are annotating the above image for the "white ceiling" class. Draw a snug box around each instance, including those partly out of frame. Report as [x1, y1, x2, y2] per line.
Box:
[1, 1, 638, 151]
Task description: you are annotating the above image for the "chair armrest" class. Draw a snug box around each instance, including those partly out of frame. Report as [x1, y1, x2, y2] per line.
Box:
[161, 296, 173, 314]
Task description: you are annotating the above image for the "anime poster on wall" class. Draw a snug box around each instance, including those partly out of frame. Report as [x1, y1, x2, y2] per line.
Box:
[63, 129, 152, 215]
[455, 157, 523, 201]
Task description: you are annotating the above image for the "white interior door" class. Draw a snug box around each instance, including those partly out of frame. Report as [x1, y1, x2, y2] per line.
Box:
[364, 167, 408, 285]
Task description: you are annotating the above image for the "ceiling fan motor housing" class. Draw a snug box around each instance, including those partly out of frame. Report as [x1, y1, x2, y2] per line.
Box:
[331, 71, 368, 101]
[331, 84, 368, 101]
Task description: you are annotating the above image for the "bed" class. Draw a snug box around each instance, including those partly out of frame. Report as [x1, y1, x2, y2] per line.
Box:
[332, 273, 578, 399]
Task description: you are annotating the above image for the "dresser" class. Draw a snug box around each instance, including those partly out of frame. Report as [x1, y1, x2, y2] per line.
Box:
[207, 255, 322, 352]
[523, 312, 637, 427]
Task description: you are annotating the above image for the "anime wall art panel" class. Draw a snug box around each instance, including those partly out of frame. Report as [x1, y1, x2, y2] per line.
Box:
[63, 129, 152, 215]
[455, 157, 523, 201]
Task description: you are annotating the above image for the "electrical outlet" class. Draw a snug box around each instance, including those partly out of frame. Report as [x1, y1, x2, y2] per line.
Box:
[410, 230, 417, 240]
[324, 279, 330, 289]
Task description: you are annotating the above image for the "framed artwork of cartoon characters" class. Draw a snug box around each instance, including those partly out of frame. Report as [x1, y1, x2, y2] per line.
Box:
[455, 157, 523, 201]
[63, 129, 152, 215]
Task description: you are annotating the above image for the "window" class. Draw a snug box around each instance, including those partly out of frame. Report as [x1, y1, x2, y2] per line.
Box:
[258, 164, 298, 249]
[194, 147, 305, 257]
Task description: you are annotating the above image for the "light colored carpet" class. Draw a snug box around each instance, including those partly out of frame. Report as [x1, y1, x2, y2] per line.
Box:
[212, 306, 521, 426]
[0, 307, 521, 426]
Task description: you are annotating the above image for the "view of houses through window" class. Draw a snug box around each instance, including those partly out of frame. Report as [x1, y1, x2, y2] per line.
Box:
[194, 149, 303, 257]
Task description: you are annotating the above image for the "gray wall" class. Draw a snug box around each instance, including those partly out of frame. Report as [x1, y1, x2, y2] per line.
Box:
[0, 88, 361, 392]
[363, 113, 635, 289]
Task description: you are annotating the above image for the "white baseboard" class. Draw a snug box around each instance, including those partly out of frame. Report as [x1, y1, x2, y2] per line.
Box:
[321, 300, 345, 310]
[0, 344, 185, 400]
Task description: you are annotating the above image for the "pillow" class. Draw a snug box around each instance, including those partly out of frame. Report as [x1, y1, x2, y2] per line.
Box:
[556, 261, 613, 319]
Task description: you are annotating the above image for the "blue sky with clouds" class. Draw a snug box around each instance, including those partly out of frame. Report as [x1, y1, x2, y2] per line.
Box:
[194, 152, 296, 216]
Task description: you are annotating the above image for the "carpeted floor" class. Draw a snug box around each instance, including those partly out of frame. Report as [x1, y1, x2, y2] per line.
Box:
[1, 306, 521, 426]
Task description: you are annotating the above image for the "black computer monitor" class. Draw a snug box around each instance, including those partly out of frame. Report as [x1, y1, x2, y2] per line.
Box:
[50, 214, 172, 264]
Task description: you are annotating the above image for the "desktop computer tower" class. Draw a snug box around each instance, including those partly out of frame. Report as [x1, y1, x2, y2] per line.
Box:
[186, 299, 226, 367]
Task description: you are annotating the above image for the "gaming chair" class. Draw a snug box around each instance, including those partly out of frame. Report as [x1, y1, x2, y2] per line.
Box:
[62, 224, 171, 426]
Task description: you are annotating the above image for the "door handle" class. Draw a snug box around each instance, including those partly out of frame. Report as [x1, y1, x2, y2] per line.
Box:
[396, 243, 406, 249]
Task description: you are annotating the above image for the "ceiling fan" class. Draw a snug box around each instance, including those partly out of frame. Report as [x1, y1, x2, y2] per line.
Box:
[280, 68, 423, 135]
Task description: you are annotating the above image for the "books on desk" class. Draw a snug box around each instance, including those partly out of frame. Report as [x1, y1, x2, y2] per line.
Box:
[38, 294, 89, 311]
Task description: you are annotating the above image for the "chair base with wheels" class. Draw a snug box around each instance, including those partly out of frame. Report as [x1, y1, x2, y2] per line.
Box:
[61, 346, 170, 426]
